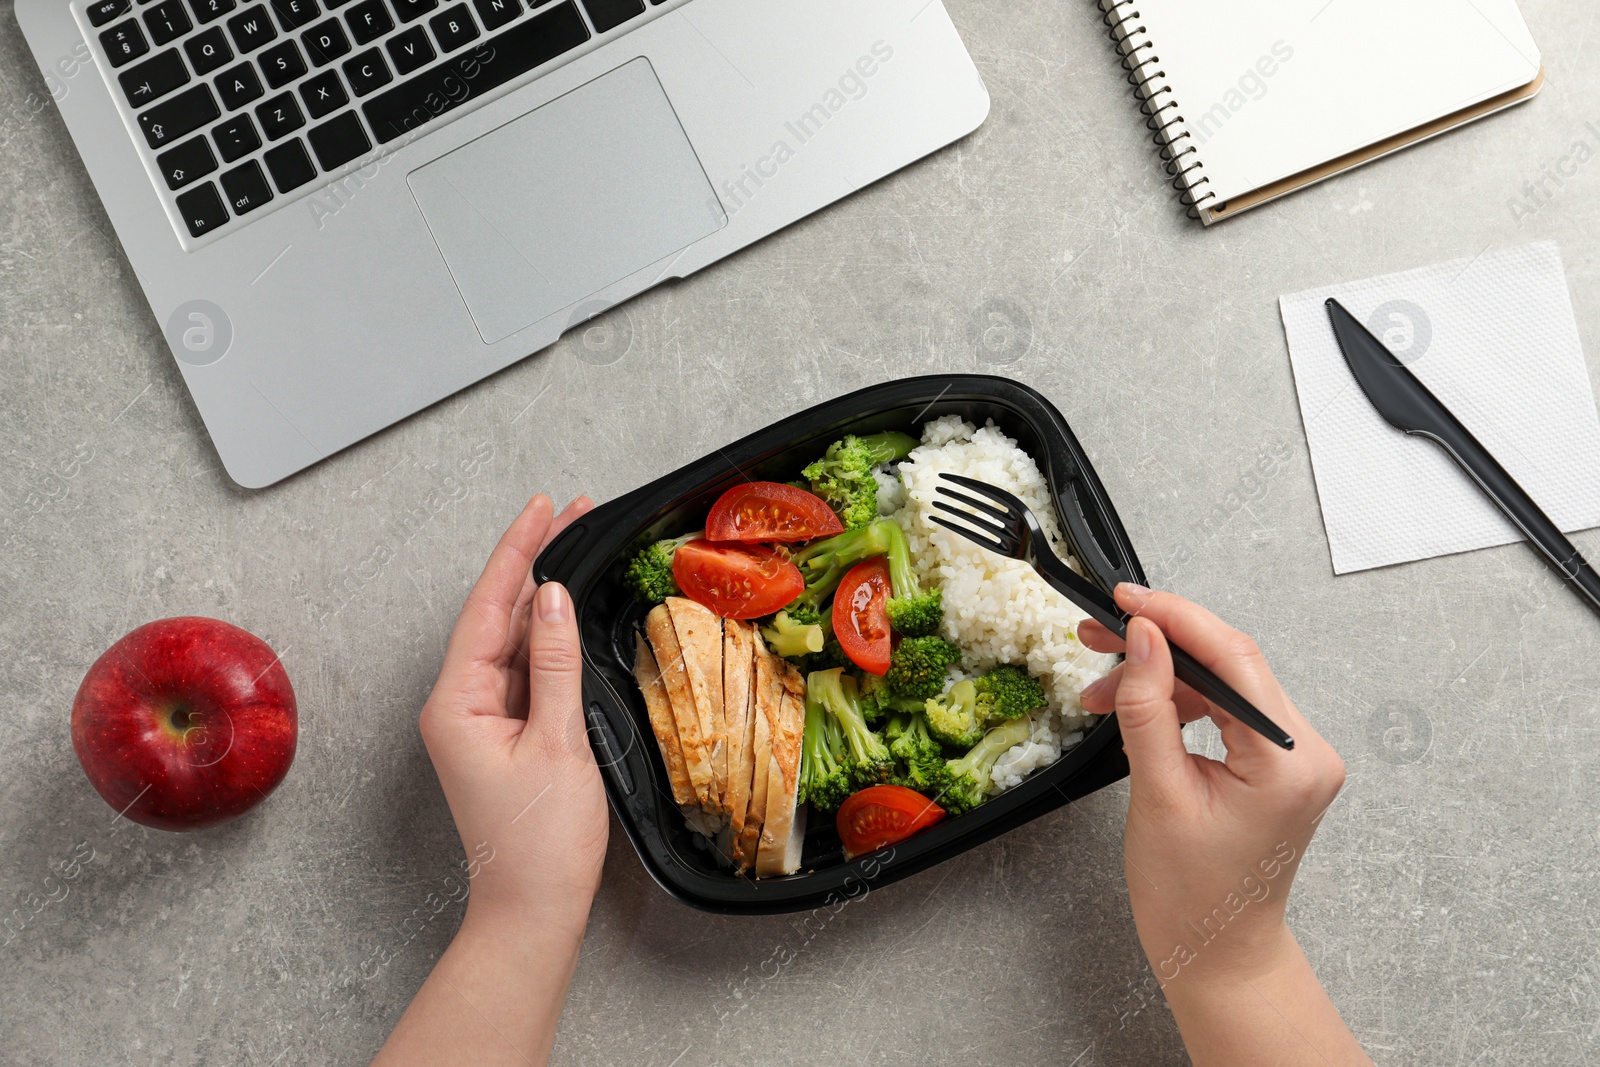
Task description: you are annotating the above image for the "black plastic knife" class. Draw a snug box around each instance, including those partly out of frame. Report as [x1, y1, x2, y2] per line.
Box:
[1325, 297, 1600, 612]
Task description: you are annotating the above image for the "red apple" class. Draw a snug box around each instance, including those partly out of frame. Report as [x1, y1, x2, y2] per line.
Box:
[71, 617, 297, 831]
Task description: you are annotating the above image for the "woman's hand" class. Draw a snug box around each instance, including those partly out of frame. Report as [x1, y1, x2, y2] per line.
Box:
[418, 493, 608, 928]
[1078, 584, 1370, 1067]
[374, 494, 607, 1067]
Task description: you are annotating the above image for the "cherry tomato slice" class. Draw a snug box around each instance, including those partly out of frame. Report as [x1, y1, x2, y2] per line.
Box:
[836, 785, 946, 859]
[672, 539, 805, 620]
[832, 557, 891, 675]
[705, 481, 845, 543]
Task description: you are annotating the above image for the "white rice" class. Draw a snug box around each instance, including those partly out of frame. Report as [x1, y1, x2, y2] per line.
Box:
[886, 416, 1119, 796]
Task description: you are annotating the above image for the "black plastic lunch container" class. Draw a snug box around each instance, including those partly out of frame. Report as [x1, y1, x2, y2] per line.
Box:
[534, 375, 1146, 915]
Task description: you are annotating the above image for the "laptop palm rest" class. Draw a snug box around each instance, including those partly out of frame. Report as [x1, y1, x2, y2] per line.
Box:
[408, 58, 727, 345]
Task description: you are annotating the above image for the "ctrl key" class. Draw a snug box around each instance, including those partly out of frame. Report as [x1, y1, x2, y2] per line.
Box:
[175, 181, 229, 237]
[220, 160, 274, 215]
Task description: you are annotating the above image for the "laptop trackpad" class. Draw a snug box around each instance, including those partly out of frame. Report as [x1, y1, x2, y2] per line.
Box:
[408, 58, 726, 345]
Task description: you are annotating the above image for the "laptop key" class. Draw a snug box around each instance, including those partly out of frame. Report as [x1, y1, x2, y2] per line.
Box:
[263, 138, 317, 191]
[187, 0, 235, 23]
[88, 0, 132, 26]
[156, 135, 218, 189]
[99, 20, 150, 67]
[302, 19, 352, 64]
[345, 0, 393, 42]
[385, 25, 433, 74]
[256, 93, 306, 139]
[307, 110, 370, 169]
[362, 1, 588, 144]
[227, 4, 277, 51]
[471, 0, 518, 31]
[260, 40, 308, 86]
[271, 0, 320, 30]
[143, 0, 192, 44]
[220, 159, 274, 214]
[428, 4, 478, 51]
[212, 113, 261, 160]
[299, 70, 348, 117]
[389, 0, 437, 23]
[342, 49, 392, 95]
[138, 83, 220, 148]
[175, 181, 229, 237]
[579, 0, 640, 34]
[184, 27, 233, 73]
[215, 62, 264, 109]
[118, 48, 189, 108]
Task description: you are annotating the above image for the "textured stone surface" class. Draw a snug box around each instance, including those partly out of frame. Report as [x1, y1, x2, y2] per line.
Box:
[4, 0, 1599, 1063]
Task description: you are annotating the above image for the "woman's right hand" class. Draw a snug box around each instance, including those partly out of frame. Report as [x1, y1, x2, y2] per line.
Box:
[1078, 584, 1369, 1066]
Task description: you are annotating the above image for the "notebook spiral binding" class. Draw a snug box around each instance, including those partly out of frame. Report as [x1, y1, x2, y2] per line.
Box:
[1098, 0, 1217, 219]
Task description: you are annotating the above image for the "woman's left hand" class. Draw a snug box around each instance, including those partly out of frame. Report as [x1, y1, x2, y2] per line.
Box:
[418, 494, 608, 927]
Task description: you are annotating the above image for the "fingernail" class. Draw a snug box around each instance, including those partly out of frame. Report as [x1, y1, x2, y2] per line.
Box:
[1081, 675, 1113, 703]
[536, 582, 570, 622]
[1117, 582, 1152, 600]
[1126, 620, 1152, 666]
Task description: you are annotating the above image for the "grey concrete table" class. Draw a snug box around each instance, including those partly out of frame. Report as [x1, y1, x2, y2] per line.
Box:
[4, 0, 1599, 1063]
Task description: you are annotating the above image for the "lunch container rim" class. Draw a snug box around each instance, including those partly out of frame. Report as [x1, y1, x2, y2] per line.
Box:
[533, 374, 1143, 915]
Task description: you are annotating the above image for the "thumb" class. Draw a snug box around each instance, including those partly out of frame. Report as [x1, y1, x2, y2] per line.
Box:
[1114, 617, 1197, 802]
[520, 582, 589, 762]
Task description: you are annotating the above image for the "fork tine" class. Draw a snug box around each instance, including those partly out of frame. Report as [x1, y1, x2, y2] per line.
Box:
[932, 484, 1012, 523]
[930, 498, 1009, 537]
[929, 515, 1013, 555]
[938, 471, 1028, 512]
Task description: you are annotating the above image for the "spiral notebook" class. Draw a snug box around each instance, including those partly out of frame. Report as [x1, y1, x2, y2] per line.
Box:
[1098, 0, 1543, 223]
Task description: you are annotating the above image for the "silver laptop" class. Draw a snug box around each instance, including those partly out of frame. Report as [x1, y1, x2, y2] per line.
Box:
[17, 0, 988, 486]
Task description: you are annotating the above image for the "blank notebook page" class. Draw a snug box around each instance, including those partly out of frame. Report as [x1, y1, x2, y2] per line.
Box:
[1142, 0, 1541, 204]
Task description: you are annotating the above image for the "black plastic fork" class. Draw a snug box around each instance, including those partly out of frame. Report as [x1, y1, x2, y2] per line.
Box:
[931, 472, 1294, 751]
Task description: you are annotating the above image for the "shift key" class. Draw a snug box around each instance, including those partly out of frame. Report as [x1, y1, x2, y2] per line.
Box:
[137, 84, 221, 149]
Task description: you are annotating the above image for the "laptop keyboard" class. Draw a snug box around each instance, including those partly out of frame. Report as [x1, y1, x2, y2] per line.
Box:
[82, 0, 672, 242]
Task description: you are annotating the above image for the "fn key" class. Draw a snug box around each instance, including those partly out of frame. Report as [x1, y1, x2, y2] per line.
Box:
[175, 182, 229, 237]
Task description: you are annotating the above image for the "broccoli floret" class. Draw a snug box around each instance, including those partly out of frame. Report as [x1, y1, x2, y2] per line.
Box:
[856, 672, 892, 724]
[883, 711, 912, 743]
[885, 592, 943, 638]
[873, 519, 944, 637]
[623, 531, 700, 604]
[885, 636, 962, 703]
[802, 432, 918, 530]
[973, 664, 1049, 723]
[784, 604, 825, 627]
[923, 680, 982, 748]
[800, 687, 852, 811]
[786, 520, 897, 612]
[926, 717, 1033, 815]
[809, 668, 893, 787]
[889, 712, 946, 788]
[807, 616, 853, 673]
[785, 519, 944, 641]
[760, 610, 824, 659]
[782, 603, 853, 672]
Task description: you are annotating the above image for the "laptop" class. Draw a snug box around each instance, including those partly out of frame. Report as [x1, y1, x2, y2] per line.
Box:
[17, 0, 989, 486]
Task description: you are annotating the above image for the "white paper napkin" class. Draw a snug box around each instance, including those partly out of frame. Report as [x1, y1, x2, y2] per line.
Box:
[1279, 241, 1600, 575]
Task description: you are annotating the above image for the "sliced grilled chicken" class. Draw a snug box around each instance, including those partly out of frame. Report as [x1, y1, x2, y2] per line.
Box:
[756, 659, 807, 877]
[739, 648, 779, 869]
[632, 634, 695, 810]
[722, 621, 760, 870]
[666, 597, 727, 815]
[644, 604, 715, 809]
